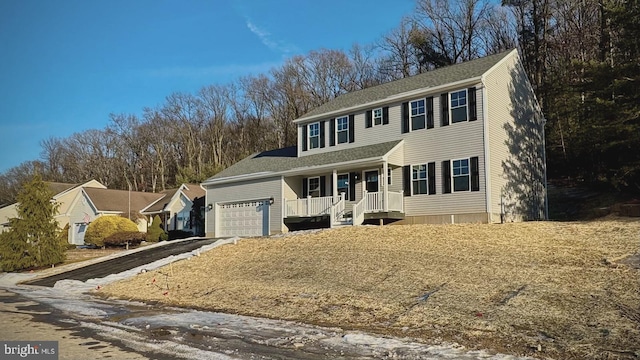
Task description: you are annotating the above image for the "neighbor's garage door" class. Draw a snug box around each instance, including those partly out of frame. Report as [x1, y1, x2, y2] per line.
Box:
[217, 200, 270, 237]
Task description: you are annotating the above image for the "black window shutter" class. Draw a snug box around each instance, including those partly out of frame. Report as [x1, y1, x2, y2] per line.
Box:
[382, 106, 389, 125]
[442, 160, 451, 194]
[302, 125, 308, 151]
[441, 93, 449, 126]
[320, 176, 326, 196]
[468, 87, 477, 121]
[428, 162, 436, 195]
[319, 120, 325, 148]
[403, 165, 411, 197]
[365, 110, 372, 128]
[471, 156, 480, 191]
[302, 177, 308, 197]
[348, 114, 355, 143]
[426, 97, 434, 129]
[349, 172, 357, 201]
[401, 102, 409, 133]
[329, 118, 335, 146]
[329, 177, 333, 197]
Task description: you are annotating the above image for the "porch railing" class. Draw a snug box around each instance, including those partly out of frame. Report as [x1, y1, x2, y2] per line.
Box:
[352, 198, 366, 226]
[285, 196, 333, 217]
[331, 196, 345, 225]
[363, 190, 404, 212]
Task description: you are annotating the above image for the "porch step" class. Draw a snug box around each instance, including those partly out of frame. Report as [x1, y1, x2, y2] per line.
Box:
[332, 219, 353, 227]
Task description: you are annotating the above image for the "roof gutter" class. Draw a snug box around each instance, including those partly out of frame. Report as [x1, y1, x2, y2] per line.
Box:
[294, 76, 483, 124]
[202, 155, 387, 187]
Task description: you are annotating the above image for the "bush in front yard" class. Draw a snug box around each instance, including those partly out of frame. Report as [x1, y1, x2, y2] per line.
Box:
[85, 216, 139, 247]
[103, 232, 146, 247]
[146, 215, 167, 242]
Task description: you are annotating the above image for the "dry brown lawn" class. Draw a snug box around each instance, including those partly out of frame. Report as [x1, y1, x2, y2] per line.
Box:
[64, 248, 125, 265]
[100, 220, 640, 359]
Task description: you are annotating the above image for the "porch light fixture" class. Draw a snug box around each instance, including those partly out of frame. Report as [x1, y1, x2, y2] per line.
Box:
[269, 197, 275, 205]
[207, 203, 213, 211]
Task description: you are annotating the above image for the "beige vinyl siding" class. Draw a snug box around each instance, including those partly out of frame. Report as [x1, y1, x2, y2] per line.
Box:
[484, 52, 545, 221]
[205, 176, 283, 236]
[297, 83, 483, 158]
[67, 191, 98, 244]
[0, 204, 17, 232]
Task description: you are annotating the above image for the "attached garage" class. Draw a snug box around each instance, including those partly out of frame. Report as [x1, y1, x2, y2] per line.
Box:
[216, 200, 270, 237]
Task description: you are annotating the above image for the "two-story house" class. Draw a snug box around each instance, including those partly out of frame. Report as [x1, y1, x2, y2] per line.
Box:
[202, 49, 547, 238]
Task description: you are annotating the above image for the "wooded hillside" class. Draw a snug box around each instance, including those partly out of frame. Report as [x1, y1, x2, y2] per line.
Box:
[1, 0, 638, 205]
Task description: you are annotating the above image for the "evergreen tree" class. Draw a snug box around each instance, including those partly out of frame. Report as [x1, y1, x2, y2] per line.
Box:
[0, 175, 65, 271]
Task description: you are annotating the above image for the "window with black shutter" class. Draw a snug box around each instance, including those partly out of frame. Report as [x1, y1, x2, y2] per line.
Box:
[302, 125, 308, 151]
[319, 120, 325, 148]
[348, 114, 355, 143]
[349, 172, 357, 200]
[319, 176, 326, 196]
[442, 160, 451, 193]
[468, 87, 477, 121]
[428, 162, 436, 194]
[365, 110, 372, 128]
[403, 166, 411, 197]
[329, 118, 335, 146]
[426, 97, 434, 129]
[470, 156, 480, 191]
[401, 102, 409, 133]
[441, 93, 449, 126]
[382, 106, 389, 125]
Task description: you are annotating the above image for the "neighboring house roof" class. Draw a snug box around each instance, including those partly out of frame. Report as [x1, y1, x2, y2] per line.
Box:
[182, 183, 205, 200]
[300, 49, 514, 120]
[46, 182, 79, 195]
[204, 140, 402, 184]
[140, 184, 205, 214]
[83, 188, 164, 213]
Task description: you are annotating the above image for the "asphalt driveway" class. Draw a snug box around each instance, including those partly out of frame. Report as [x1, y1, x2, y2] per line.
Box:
[25, 238, 217, 287]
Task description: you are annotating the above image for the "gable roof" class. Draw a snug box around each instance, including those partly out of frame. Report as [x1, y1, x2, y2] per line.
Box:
[299, 49, 515, 120]
[83, 188, 164, 213]
[182, 184, 205, 200]
[204, 140, 402, 184]
[46, 182, 78, 195]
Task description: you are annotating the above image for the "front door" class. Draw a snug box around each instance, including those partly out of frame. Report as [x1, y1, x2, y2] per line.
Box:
[364, 170, 379, 193]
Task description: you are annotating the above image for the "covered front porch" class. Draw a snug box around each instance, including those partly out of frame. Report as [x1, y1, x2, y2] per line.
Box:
[282, 142, 405, 228]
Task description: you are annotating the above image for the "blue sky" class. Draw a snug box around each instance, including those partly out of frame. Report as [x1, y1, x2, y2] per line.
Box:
[0, 0, 415, 172]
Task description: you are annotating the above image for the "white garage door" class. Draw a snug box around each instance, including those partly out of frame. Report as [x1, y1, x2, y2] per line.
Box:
[217, 200, 270, 237]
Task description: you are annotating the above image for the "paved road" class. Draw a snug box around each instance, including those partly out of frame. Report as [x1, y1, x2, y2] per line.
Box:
[25, 238, 217, 287]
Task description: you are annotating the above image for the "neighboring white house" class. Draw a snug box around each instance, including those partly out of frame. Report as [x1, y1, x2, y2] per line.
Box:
[141, 183, 205, 234]
[0, 180, 106, 234]
[203, 50, 545, 238]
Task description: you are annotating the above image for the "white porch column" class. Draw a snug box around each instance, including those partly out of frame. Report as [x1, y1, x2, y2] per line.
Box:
[383, 161, 389, 212]
[332, 169, 338, 202]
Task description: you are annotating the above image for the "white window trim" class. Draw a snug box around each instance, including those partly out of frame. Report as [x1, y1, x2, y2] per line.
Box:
[451, 157, 471, 192]
[387, 167, 392, 186]
[308, 122, 320, 149]
[411, 164, 428, 195]
[409, 98, 426, 131]
[450, 89, 468, 123]
[307, 176, 321, 197]
[337, 173, 350, 201]
[372, 107, 383, 126]
[336, 116, 349, 144]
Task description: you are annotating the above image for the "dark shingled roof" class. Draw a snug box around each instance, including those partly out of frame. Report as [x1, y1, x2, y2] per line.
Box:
[84, 188, 164, 213]
[301, 50, 513, 119]
[207, 141, 402, 181]
[46, 182, 79, 196]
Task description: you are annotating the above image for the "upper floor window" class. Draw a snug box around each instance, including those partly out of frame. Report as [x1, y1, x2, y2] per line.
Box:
[410, 99, 426, 130]
[450, 90, 468, 123]
[373, 108, 383, 126]
[308, 122, 320, 149]
[452, 159, 470, 191]
[336, 116, 349, 144]
[412, 164, 428, 195]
